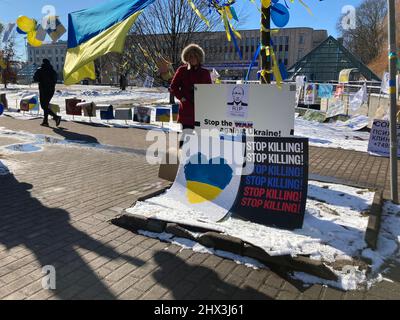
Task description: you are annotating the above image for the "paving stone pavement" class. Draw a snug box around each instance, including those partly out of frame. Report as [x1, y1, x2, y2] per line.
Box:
[0, 117, 400, 300]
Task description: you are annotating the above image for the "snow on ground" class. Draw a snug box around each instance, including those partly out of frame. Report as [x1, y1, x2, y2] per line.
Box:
[1, 84, 179, 132]
[0, 84, 170, 110]
[138, 230, 267, 270]
[126, 181, 400, 290]
[294, 117, 370, 152]
[1, 85, 371, 151]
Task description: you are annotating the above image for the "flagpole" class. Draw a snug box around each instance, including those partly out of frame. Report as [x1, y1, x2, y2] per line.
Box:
[388, 0, 398, 203]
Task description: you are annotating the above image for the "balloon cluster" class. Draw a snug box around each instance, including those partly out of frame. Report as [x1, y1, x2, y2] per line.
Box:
[16, 16, 42, 47]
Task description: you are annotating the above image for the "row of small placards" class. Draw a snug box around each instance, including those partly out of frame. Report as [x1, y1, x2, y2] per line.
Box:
[65, 99, 179, 123]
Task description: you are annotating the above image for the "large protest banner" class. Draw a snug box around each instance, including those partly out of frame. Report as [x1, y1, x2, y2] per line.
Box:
[195, 84, 295, 137]
[368, 119, 400, 157]
[232, 137, 309, 230]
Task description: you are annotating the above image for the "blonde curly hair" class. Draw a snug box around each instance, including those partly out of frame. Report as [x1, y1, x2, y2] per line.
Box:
[181, 43, 205, 69]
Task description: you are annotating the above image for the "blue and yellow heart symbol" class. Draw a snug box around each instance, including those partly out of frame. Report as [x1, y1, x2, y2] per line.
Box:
[184, 153, 233, 204]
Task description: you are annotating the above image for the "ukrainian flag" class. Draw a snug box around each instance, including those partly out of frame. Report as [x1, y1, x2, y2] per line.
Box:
[64, 0, 154, 85]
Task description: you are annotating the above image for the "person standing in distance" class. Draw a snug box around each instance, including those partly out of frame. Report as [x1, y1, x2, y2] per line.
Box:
[170, 44, 212, 130]
[33, 59, 61, 127]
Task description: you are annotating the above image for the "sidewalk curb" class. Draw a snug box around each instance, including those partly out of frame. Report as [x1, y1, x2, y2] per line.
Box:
[112, 211, 338, 282]
[365, 190, 384, 250]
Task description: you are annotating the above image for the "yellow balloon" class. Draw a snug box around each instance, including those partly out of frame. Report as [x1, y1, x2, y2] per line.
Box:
[16, 16, 36, 33]
[27, 31, 42, 47]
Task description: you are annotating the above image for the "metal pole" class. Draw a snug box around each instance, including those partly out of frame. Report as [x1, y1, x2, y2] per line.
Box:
[388, 0, 398, 203]
[260, 4, 271, 84]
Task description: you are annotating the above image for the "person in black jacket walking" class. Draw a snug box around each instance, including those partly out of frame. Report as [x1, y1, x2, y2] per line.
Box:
[33, 59, 61, 127]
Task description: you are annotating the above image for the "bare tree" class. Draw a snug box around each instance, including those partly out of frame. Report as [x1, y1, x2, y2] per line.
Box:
[111, 0, 221, 99]
[0, 25, 17, 89]
[337, 0, 388, 64]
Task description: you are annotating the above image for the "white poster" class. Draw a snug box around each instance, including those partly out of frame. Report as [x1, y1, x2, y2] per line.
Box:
[143, 76, 154, 88]
[195, 83, 295, 137]
[295, 76, 305, 105]
[304, 83, 315, 105]
[368, 119, 400, 157]
[335, 115, 369, 131]
[381, 72, 390, 94]
[296, 76, 306, 88]
[226, 84, 249, 118]
[153, 134, 245, 222]
[350, 83, 368, 111]
[326, 98, 345, 118]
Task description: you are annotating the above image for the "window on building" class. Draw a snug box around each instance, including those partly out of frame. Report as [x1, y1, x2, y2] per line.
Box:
[285, 45, 289, 52]
[246, 46, 249, 53]
[56, 57, 58, 61]
[297, 49, 304, 59]
[285, 36, 289, 45]
[299, 34, 305, 45]
[55, 49, 58, 54]
[279, 45, 283, 51]
[284, 59, 288, 66]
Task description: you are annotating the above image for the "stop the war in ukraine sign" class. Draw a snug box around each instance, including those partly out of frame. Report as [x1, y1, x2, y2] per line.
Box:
[232, 137, 309, 230]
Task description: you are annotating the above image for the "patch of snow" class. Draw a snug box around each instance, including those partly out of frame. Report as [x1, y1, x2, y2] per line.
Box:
[295, 117, 370, 152]
[138, 230, 266, 269]
[127, 180, 400, 290]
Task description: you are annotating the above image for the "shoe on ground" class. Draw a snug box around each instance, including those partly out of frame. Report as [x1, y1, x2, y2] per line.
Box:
[40, 122, 49, 127]
[55, 116, 61, 127]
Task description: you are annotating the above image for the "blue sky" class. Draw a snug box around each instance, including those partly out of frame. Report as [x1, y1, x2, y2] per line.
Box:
[0, 0, 364, 59]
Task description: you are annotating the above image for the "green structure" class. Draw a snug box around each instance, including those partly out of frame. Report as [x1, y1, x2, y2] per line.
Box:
[287, 36, 381, 82]
[17, 63, 39, 85]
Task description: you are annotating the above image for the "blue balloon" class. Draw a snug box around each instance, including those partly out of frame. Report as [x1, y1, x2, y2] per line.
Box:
[16, 27, 27, 35]
[0, 104, 4, 116]
[271, 3, 290, 28]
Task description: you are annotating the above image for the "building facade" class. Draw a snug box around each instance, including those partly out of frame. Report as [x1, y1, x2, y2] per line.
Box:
[158, 27, 328, 80]
[27, 41, 67, 80]
[26, 27, 327, 82]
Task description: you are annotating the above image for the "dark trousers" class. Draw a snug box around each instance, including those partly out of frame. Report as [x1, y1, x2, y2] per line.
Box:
[40, 88, 56, 123]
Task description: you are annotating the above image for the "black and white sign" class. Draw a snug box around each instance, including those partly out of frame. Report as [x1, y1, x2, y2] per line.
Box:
[368, 119, 400, 157]
[232, 137, 309, 230]
[195, 84, 295, 137]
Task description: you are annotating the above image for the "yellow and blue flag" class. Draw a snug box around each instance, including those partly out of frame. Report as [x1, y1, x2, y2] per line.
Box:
[64, 0, 154, 85]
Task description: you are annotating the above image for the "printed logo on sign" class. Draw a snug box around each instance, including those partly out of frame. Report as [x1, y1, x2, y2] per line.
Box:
[341, 5, 356, 30]
[42, 265, 56, 290]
